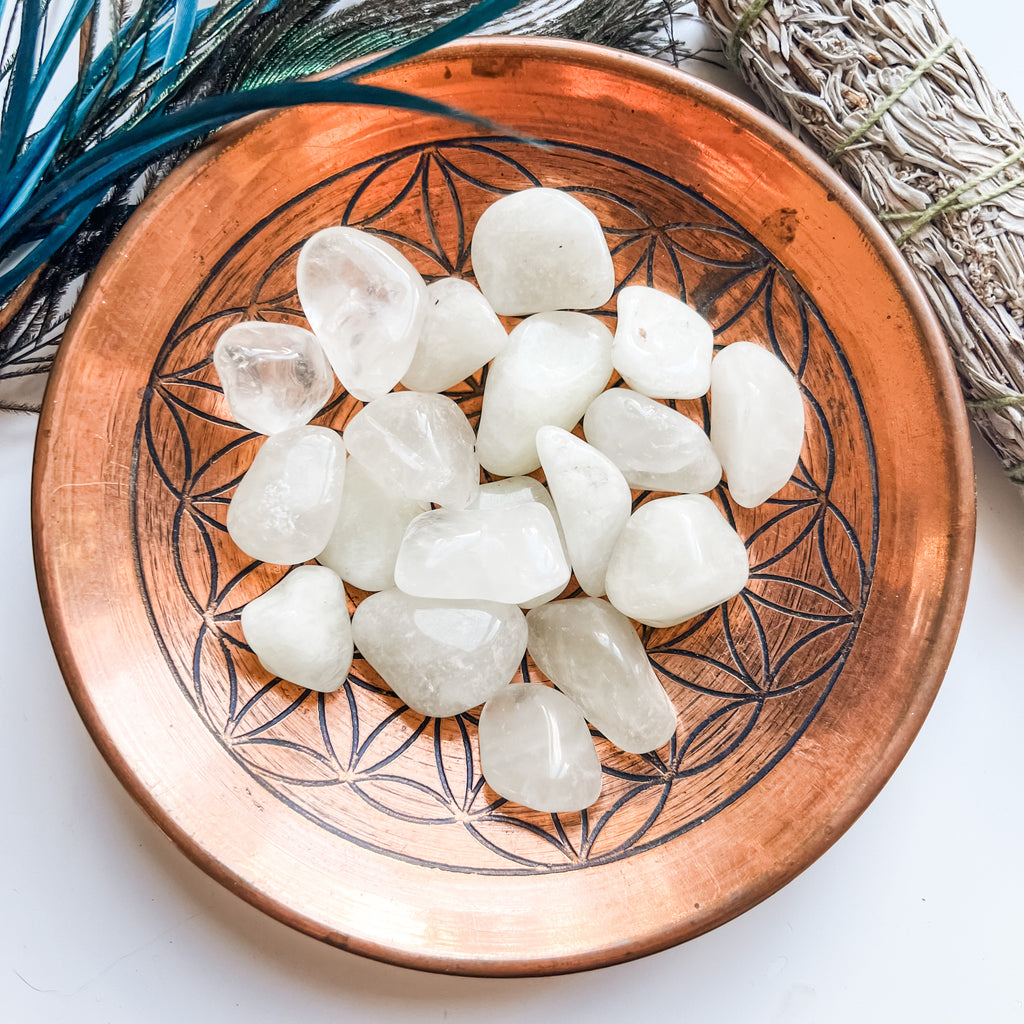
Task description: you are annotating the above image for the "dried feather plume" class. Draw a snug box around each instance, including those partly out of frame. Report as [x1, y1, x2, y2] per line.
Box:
[696, 0, 1024, 490]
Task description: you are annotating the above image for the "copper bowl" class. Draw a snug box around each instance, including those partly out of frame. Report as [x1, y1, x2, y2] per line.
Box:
[32, 38, 975, 976]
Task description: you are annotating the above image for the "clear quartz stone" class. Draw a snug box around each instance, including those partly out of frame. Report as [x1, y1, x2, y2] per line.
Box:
[583, 387, 722, 494]
[400, 277, 507, 392]
[526, 597, 676, 754]
[240, 565, 353, 692]
[343, 390, 479, 509]
[475, 312, 613, 476]
[478, 684, 602, 812]
[296, 226, 427, 401]
[351, 589, 527, 717]
[394, 504, 570, 605]
[604, 494, 749, 628]
[470, 187, 615, 315]
[213, 321, 334, 434]
[710, 341, 805, 507]
[226, 425, 347, 565]
[535, 426, 631, 598]
[470, 476, 569, 608]
[612, 285, 714, 399]
[317, 457, 428, 591]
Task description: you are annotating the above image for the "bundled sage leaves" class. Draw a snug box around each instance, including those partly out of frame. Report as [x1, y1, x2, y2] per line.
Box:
[696, 0, 1024, 489]
[0, 0, 688, 410]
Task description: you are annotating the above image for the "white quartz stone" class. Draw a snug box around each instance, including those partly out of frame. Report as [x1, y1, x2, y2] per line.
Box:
[583, 387, 722, 494]
[343, 390, 479, 509]
[471, 187, 615, 315]
[240, 565, 352, 692]
[213, 320, 334, 435]
[400, 277, 507, 392]
[478, 684, 602, 812]
[535, 426, 631, 598]
[710, 341, 805, 508]
[526, 597, 676, 753]
[475, 312, 613, 476]
[613, 286, 714, 399]
[470, 476, 568, 608]
[351, 589, 527, 717]
[317, 457, 428, 591]
[227, 425, 346, 564]
[394, 504, 570, 605]
[604, 494, 749, 628]
[296, 226, 427, 401]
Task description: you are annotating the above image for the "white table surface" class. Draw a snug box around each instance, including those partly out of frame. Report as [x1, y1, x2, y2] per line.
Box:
[3, 2, 1023, 1021]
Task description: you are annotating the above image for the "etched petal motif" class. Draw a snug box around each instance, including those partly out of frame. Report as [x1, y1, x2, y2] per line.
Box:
[133, 138, 877, 872]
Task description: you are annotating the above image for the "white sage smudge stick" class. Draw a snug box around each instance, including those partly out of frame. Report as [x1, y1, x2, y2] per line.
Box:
[695, 0, 1024, 490]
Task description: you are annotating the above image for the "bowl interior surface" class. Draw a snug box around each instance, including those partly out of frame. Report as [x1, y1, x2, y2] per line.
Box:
[32, 38, 974, 975]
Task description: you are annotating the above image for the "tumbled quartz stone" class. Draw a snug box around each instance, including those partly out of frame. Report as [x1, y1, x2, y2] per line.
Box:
[478, 684, 602, 812]
[394, 504, 570, 605]
[470, 476, 568, 609]
[351, 589, 527, 717]
[400, 277, 507, 392]
[526, 597, 676, 754]
[604, 494, 749, 628]
[296, 226, 427, 401]
[535, 426, 631, 598]
[344, 390, 479, 509]
[471, 187, 615, 315]
[240, 565, 352, 692]
[227, 425, 346, 564]
[213, 321, 334, 435]
[583, 388, 722, 494]
[710, 341, 805, 508]
[613, 286, 714, 399]
[475, 312, 613, 476]
[317, 457, 428, 592]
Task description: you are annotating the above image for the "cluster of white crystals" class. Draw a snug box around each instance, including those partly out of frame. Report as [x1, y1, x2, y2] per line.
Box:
[216, 187, 805, 815]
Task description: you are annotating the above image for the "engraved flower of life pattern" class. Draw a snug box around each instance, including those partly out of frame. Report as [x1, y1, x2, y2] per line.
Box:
[132, 138, 877, 874]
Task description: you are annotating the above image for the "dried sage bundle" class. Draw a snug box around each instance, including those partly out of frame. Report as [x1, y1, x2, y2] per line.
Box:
[696, 0, 1024, 489]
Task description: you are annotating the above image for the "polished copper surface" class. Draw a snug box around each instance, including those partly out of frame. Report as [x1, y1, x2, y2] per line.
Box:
[32, 38, 975, 976]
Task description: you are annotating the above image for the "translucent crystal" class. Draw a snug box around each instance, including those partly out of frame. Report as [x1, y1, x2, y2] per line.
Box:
[317, 458, 428, 591]
[535, 426, 631, 598]
[613, 286, 713, 399]
[470, 187, 615, 315]
[470, 476, 568, 608]
[478, 684, 602, 812]
[227, 425, 346, 564]
[240, 565, 352, 692]
[400, 277, 507, 392]
[394, 504, 570, 605]
[475, 312, 613, 476]
[583, 388, 722, 494]
[213, 320, 334, 434]
[526, 597, 676, 753]
[604, 494, 749, 628]
[710, 341, 805, 507]
[351, 589, 527, 717]
[296, 226, 427, 401]
[344, 390, 479, 509]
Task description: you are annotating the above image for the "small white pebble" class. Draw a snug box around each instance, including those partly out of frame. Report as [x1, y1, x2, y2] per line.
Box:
[604, 494, 749, 628]
[471, 187, 614, 315]
[240, 565, 352, 692]
[478, 684, 602, 812]
[213, 321, 334, 435]
[352, 589, 526, 717]
[710, 341, 805, 508]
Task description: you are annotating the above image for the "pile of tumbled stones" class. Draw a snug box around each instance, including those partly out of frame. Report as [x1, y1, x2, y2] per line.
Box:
[215, 187, 804, 814]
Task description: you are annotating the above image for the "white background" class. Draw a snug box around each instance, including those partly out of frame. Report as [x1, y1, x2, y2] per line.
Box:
[2, 1, 1023, 1021]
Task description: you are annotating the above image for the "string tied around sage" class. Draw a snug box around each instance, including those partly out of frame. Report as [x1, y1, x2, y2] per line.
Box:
[726, 0, 771, 65]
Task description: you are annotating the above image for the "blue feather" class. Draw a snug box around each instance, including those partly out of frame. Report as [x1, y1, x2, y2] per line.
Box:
[0, 0, 43, 182]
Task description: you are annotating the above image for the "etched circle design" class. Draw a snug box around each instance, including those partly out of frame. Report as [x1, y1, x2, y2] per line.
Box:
[132, 137, 877, 874]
